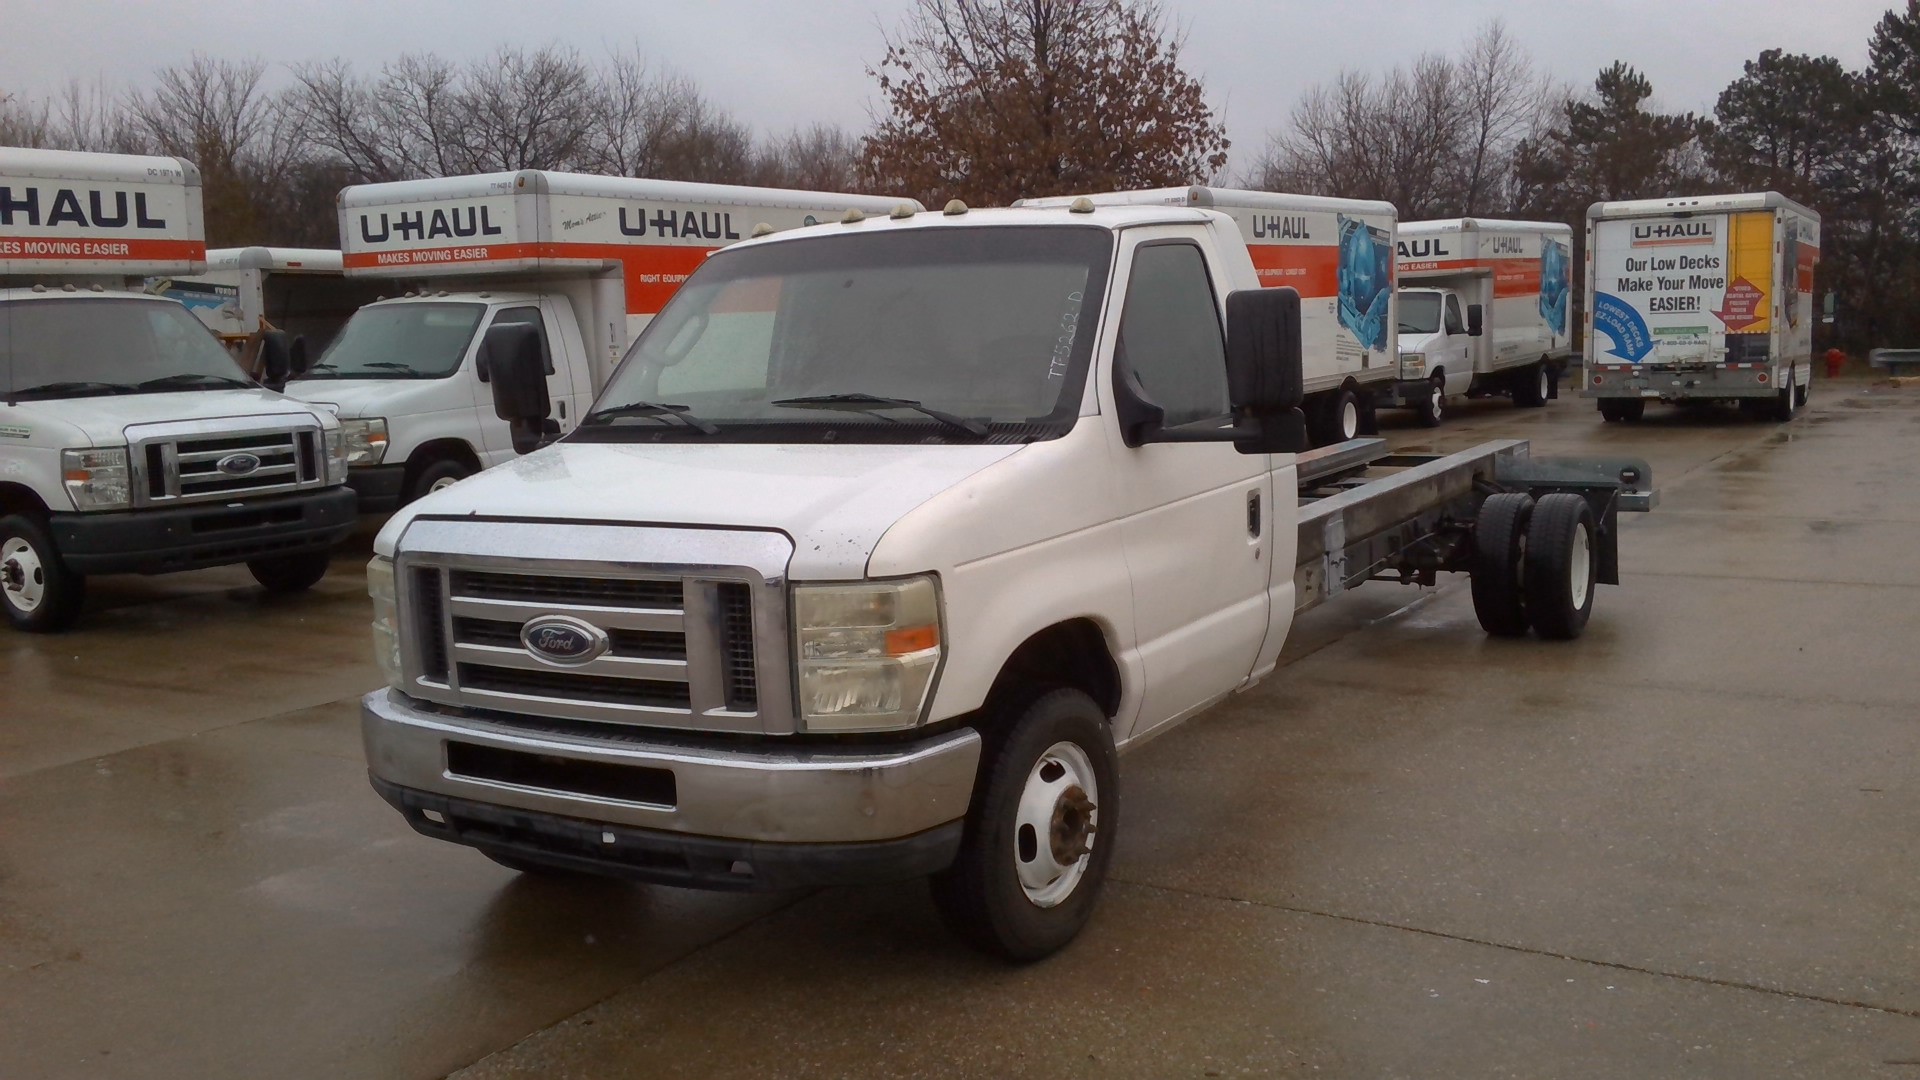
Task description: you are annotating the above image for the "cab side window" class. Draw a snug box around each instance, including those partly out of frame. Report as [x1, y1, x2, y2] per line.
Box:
[1117, 243, 1230, 427]
[486, 306, 555, 377]
[1443, 294, 1465, 336]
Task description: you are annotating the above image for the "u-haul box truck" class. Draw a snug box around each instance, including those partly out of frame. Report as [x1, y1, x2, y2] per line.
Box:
[1390, 218, 1574, 426]
[289, 172, 917, 511]
[1584, 192, 1819, 422]
[1017, 187, 1397, 447]
[163, 246, 395, 358]
[0, 147, 354, 633]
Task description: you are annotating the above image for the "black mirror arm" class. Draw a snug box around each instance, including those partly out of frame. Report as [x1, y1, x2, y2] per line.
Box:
[509, 417, 561, 455]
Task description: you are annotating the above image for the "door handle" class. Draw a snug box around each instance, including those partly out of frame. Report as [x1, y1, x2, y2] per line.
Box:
[1247, 491, 1262, 538]
[557, 400, 567, 420]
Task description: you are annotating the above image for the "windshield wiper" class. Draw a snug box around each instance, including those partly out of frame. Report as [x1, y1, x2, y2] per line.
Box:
[136, 373, 252, 391]
[771, 393, 988, 436]
[7, 380, 133, 400]
[360, 361, 426, 376]
[586, 400, 720, 435]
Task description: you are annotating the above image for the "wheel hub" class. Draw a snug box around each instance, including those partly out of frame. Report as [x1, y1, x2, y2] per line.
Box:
[1013, 741, 1099, 908]
[2, 537, 45, 613]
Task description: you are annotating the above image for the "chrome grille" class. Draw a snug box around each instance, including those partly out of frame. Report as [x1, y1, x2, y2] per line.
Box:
[397, 524, 792, 735]
[129, 418, 328, 507]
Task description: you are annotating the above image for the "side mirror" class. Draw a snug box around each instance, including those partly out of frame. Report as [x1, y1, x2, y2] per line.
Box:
[480, 323, 557, 455]
[288, 336, 311, 378]
[1226, 287, 1304, 415]
[258, 330, 292, 391]
[1467, 303, 1484, 337]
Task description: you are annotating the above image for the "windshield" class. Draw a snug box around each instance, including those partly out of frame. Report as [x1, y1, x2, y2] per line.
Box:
[301, 302, 484, 380]
[1398, 291, 1441, 336]
[1, 297, 253, 400]
[580, 225, 1114, 443]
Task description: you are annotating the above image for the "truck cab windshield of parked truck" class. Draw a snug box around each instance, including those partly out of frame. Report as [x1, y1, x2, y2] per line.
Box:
[1, 296, 254, 401]
[581, 225, 1114, 443]
[1398, 291, 1442, 336]
[302, 302, 485, 380]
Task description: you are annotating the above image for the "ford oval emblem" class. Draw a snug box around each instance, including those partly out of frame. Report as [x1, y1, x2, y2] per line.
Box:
[520, 615, 609, 666]
[216, 452, 261, 477]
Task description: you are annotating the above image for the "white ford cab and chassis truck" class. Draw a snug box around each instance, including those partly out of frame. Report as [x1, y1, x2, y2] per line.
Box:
[1584, 192, 1820, 422]
[1018, 187, 1398, 447]
[1391, 218, 1575, 427]
[0, 147, 354, 633]
[358, 199, 1655, 959]
[286, 172, 915, 513]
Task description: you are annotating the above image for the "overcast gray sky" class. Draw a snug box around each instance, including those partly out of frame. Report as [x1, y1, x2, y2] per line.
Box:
[0, 0, 1896, 174]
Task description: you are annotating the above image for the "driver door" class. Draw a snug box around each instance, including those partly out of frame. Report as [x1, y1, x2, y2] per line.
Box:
[1108, 234, 1273, 742]
[473, 303, 577, 465]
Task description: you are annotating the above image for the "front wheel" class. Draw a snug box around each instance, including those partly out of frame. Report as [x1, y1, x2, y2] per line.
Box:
[1414, 374, 1445, 427]
[407, 458, 475, 504]
[247, 550, 333, 593]
[930, 688, 1119, 961]
[1, 514, 86, 633]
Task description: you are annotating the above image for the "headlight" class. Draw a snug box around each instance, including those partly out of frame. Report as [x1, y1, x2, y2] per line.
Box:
[1399, 352, 1426, 377]
[368, 556, 402, 686]
[794, 575, 943, 732]
[340, 417, 388, 466]
[324, 427, 350, 484]
[61, 447, 131, 510]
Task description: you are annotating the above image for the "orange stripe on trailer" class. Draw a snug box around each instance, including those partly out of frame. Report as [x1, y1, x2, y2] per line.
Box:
[1246, 245, 1341, 297]
[0, 237, 205, 262]
[342, 241, 721, 314]
[1400, 257, 1541, 298]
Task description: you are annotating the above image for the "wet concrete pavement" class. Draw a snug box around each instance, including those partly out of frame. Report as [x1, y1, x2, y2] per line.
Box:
[4, 382, 1918, 1077]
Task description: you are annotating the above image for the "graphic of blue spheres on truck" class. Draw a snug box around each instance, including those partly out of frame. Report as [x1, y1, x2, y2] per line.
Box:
[1336, 214, 1392, 352]
[1539, 237, 1570, 336]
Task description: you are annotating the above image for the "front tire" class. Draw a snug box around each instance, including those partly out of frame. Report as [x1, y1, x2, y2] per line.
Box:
[1308, 385, 1362, 446]
[247, 550, 333, 593]
[1414, 374, 1445, 427]
[407, 458, 475, 504]
[930, 688, 1119, 961]
[1, 513, 85, 633]
[1523, 494, 1598, 640]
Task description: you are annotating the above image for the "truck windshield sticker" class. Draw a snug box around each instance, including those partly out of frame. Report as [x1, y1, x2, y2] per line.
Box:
[0, 425, 30, 440]
[1048, 290, 1084, 381]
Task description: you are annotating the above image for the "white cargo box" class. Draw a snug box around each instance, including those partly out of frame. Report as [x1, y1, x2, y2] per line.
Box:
[0, 147, 205, 277]
[338, 172, 918, 317]
[1017, 186, 1399, 393]
[1396, 218, 1575, 366]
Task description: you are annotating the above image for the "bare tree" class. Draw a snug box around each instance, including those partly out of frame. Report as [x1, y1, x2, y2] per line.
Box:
[1252, 20, 1554, 218]
[590, 48, 702, 177]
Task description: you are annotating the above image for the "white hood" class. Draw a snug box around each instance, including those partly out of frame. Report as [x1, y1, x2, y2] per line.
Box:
[17, 388, 327, 447]
[379, 439, 1029, 579]
[285, 377, 458, 420]
[1400, 330, 1443, 355]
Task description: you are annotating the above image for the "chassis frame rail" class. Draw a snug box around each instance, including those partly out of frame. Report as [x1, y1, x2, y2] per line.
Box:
[1293, 439, 1654, 615]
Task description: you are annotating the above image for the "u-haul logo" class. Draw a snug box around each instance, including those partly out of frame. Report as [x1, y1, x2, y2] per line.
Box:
[1250, 214, 1310, 240]
[358, 205, 504, 244]
[0, 185, 168, 230]
[617, 207, 742, 240]
[1397, 238, 1452, 259]
[1631, 221, 1715, 246]
[1489, 236, 1526, 254]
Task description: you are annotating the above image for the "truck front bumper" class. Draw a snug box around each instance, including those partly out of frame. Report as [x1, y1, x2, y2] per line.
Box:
[1584, 364, 1782, 400]
[345, 464, 407, 514]
[360, 688, 981, 890]
[50, 487, 358, 575]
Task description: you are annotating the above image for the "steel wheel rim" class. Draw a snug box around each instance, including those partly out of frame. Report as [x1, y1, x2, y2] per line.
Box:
[1340, 398, 1359, 440]
[1539, 368, 1549, 400]
[2, 535, 45, 614]
[1569, 520, 1592, 608]
[429, 475, 462, 493]
[1013, 740, 1099, 908]
[1430, 380, 1444, 419]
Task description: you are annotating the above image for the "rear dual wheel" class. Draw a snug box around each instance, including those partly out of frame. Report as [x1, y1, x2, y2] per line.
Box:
[1598, 398, 1645, 423]
[1308, 385, 1364, 446]
[1470, 492, 1597, 640]
[1512, 362, 1550, 408]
